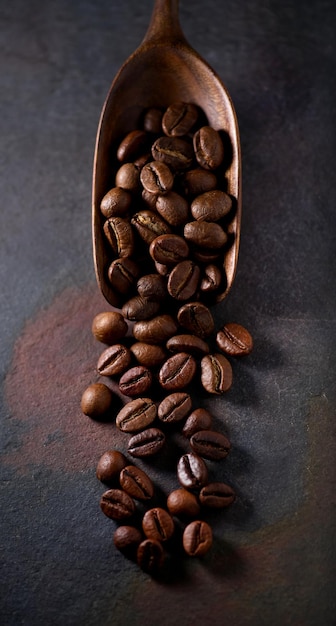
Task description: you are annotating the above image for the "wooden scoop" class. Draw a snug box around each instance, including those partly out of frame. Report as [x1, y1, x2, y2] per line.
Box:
[92, 0, 241, 307]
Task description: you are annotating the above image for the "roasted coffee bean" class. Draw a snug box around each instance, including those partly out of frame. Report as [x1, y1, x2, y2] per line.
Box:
[201, 353, 233, 394]
[137, 274, 167, 302]
[142, 188, 158, 209]
[107, 257, 139, 295]
[128, 428, 165, 457]
[92, 311, 128, 344]
[81, 383, 114, 419]
[183, 520, 213, 556]
[154, 261, 170, 276]
[134, 152, 152, 168]
[152, 136, 194, 171]
[149, 233, 189, 265]
[216, 322, 253, 356]
[191, 190, 232, 222]
[96, 449, 127, 483]
[162, 101, 199, 137]
[200, 264, 223, 293]
[115, 162, 141, 193]
[157, 392, 192, 424]
[199, 482, 236, 508]
[177, 302, 215, 338]
[117, 129, 149, 162]
[182, 408, 213, 438]
[133, 314, 178, 345]
[121, 295, 161, 321]
[190, 430, 231, 460]
[158, 352, 197, 390]
[182, 168, 217, 197]
[97, 344, 132, 376]
[116, 398, 157, 433]
[193, 126, 224, 170]
[142, 507, 174, 542]
[131, 210, 171, 244]
[143, 107, 164, 134]
[177, 452, 208, 489]
[166, 334, 209, 357]
[113, 525, 143, 557]
[100, 187, 132, 218]
[103, 216, 134, 257]
[118, 366, 152, 397]
[156, 191, 189, 227]
[140, 161, 174, 195]
[167, 488, 201, 518]
[167, 260, 200, 300]
[130, 342, 167, 367]
[119, 465, 154, 500]
[137, 539, 164, 574]
[192, 247, 222, 264]
[184, 220, 227, 249]
[100, 488, 135, 520]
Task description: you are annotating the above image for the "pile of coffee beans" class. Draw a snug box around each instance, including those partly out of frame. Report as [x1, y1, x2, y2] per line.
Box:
[82, 102, 253, 575]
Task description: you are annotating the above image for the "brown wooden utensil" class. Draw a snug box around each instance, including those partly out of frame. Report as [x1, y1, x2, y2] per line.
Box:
[92, 0, 241, 306]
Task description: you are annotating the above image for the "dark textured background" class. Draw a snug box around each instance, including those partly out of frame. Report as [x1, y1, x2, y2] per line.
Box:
[1, 1, 335, 624]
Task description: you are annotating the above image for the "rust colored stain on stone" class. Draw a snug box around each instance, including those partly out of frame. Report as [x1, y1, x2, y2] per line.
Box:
[3, 283, 129, 474]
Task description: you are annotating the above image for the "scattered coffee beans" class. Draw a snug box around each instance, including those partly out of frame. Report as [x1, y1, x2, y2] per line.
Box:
[216, 322, 253, 356]
[113, 525, 143, 557]
[127, 428, 165, 457]
[96, 449, 127, 483]
[81, 383, 114, 419]
[119, 465, 154, 500]
[100, 488, 135, 521]
[142, 507, 174, 542]
[167, 488, 201, 518]
[92, 311, 128, 344]
[183, 520, 213, 556]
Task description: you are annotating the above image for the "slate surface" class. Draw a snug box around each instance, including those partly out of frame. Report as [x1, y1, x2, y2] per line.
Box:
[0, 1, 335, 625]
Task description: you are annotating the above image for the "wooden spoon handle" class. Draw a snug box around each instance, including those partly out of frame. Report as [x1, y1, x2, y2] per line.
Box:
[143, 0, 187, 45]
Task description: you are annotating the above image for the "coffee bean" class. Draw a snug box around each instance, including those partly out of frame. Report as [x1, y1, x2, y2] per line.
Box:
[81, 383, 114, 419]
[140, 161, 174, 195]
[167, 488, 200, 518]
[216, 322, 253, 356]
[166, 334, 209, 357]
[130, 342, 167, 367]
[127, 428, 165, 457]
[113, 525, 143, 557]
[149, 233, 189, 265]
[184, 220, 228, 249]
[191, 190, 232, 222]
[96, 449, 127, 483]
[183, 520, 212, 556]
[143, 107, 164, 134]
[182, 168, 217, 197]
[154, 261, 170, 276]
[199, 482, 235, 508]
[157, 392, 192, 424]
[200, 264, 223, 293]
[162, 101, 199, 137]
[182, 408, 213, 438]
[115, 162, 141, 193]
[177, 302, 215, 338]
[116, 398, 157, 433]
[100, 488, 135, 520]
[137, 539, 164, 574]
[131, 210, 171, 244]
[121, 295, 161, 321]
[142, 188, 158, 209]
[152, 136, 194, 170]
[142, 507, 174, 542]
[133, 314, 178, 345]
[158, 352, 197, 390]
[177, 452, 208, 489]
[136, 274, 167, 302]
[190, 430, 231, 460]
[118, 366, 152, 397]
[92, 311, 128, 344]
[119, 465, 154, 500]
[201, 353, 233, 394]
[107, 258, 139, 295]
[97, 344, 132, 376]
[103, 216, 134, 257]
[117, 129, 149, 162]
[134, 152, 152, 168]
[193, 126, 224, 170]
[100, 187, 132, 218]
[156, 191, 189, 226]
[167, 260, 200, 300]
